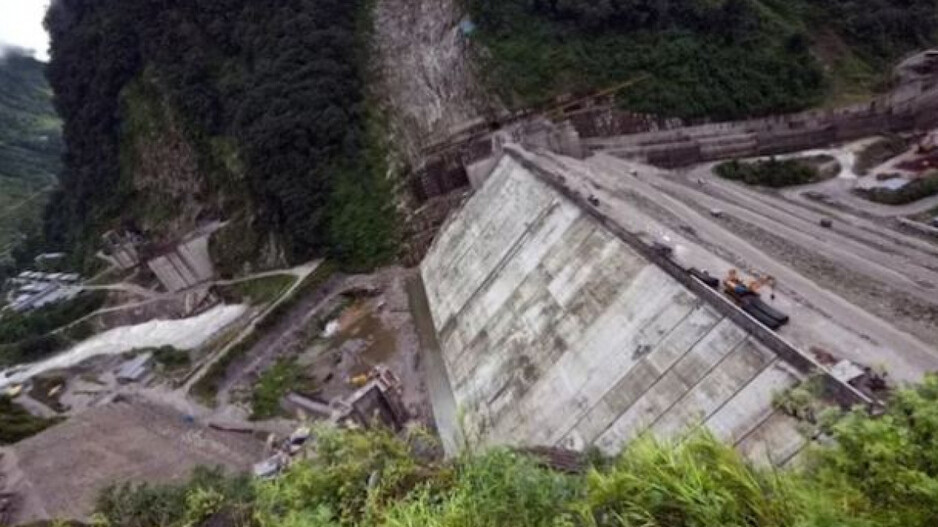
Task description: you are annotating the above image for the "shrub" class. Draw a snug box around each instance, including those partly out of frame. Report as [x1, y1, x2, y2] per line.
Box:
[854, 135, 908, 175]
[715, 158, 820, 187]
[0, 395, 63, 444]
[90, 374, 938, 527]
[152, 346, 191, 371]
[249, 358, 316, 421]
[855, 173, 938, 205]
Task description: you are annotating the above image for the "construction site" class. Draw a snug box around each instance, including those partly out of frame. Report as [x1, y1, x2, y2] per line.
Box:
[3, 5, 938, 522]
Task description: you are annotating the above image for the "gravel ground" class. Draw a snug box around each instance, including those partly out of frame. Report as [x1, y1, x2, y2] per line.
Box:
[717, 213, 938, 344]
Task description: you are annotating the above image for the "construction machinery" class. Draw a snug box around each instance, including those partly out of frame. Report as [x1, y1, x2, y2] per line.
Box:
[723, 270, 789, 329]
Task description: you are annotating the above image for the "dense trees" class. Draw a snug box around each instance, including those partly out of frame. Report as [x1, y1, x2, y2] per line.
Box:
[715, 158, 821, 187]
[43, 0, 397, 269]
[827, 0, 938, 59]
[469, 0, 938, 119]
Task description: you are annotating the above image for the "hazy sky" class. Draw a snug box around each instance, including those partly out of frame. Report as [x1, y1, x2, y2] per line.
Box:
[0, 0, 52, 61]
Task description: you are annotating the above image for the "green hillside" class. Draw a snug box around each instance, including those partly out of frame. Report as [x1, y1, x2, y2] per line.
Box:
[469, 0, 938, 120]
[42, 0, 398, 273]
[0, 49, 61, 253]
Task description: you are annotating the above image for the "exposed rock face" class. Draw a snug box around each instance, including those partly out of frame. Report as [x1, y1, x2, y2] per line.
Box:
[371, 0, 502, 165]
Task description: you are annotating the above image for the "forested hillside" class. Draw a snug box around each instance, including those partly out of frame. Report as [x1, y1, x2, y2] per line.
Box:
[0, 49, 60, 254]
[469, 0, 938, 119]
[43, 0, 397, 272]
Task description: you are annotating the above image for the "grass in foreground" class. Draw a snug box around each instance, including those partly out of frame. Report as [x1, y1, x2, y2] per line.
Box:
[93, 375, 938, 527]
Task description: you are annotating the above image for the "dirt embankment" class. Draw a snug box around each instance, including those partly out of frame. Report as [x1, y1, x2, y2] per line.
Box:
[371, 0, 502, 166]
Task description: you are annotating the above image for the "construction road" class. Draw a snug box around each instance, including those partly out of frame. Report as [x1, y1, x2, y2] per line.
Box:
[511, 147, 938, 383]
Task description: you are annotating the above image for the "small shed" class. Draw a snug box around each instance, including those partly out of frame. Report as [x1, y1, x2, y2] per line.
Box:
[117, 353, 153, 384]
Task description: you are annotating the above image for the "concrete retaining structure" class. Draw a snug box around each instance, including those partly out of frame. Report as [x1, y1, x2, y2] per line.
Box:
[147, 234, 215, 293]
[421, 152, 808, 464]
[578, 80, 938, 167]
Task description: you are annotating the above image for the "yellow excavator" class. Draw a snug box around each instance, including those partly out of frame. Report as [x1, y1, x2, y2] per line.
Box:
[722, 269, 788, 329]
[723, 269, 775, 297]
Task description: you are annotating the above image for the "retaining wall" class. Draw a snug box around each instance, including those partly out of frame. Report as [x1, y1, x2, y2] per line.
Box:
[578, 81, 938, 167]
[147, 235, 216, 293]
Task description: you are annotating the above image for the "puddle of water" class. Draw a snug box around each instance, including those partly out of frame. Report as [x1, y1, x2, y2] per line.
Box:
[346, 315, 397, 377]
[331, 300, 397, 377]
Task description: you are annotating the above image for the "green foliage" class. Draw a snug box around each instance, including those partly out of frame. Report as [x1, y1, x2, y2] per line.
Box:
[92, 377, 938, 527]
[382, 448, 576, 527]
[854, 135, 909, 175]
[0, 395, 63, 444]
[0, 291, 107, 366]
[190, 262, 336, 405]
[470, 0, 827, 119]
[0, 49, 61, 184]
[808, 374, 938, 527]
[469, 0, 938, 119]
[855, 173, 938, 204]
[150, 346, 191, 371]
[0, 49, 60, 252]
[95, 466, 253, 527]
[253, 427, 436, 526]
[585, 435, 800, 526]
[44, 0, 398, 270]
[823, 0, 938, 61]
[0, 333, 68, 367]
[715, 158, 820, 187]
[208, 218, 264, 279]
[250, 358, 315, 420]
[216, 275, 296, 306]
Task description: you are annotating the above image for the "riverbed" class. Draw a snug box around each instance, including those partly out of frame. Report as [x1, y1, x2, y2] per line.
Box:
[0, 303, 247, 389]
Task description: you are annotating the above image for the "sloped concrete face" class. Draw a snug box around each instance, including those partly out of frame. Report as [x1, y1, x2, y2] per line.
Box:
[421, 154, 804, 463]
[147, 234, 216, 293]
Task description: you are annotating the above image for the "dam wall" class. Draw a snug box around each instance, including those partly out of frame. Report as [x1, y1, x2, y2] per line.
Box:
[146, 234, 216, 293]
[421, 153, 806, 463]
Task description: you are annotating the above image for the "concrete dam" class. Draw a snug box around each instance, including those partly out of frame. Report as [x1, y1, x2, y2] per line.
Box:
[420, 149, 809, 464]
